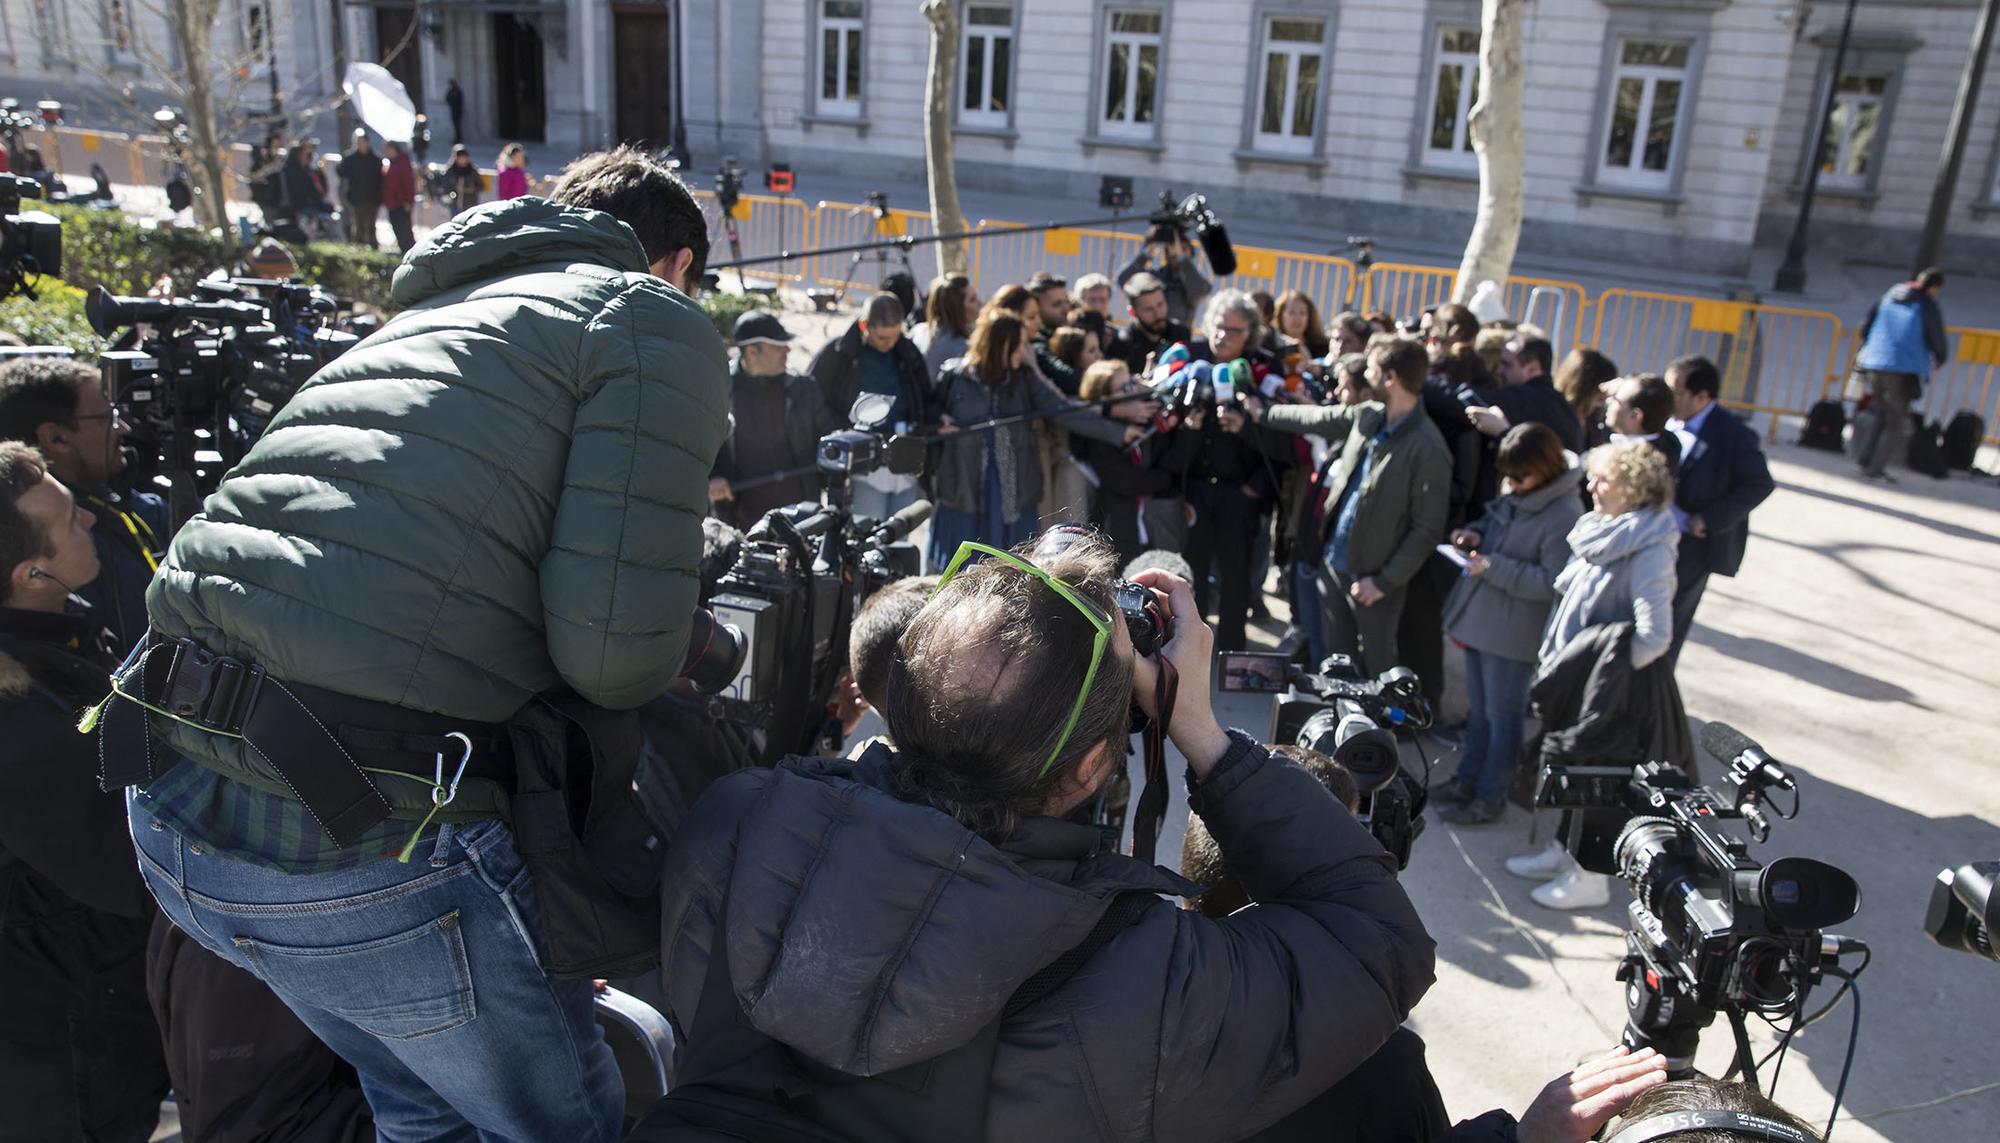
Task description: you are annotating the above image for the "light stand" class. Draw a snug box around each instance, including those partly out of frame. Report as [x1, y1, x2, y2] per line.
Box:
[1772, 0, 1859, 295]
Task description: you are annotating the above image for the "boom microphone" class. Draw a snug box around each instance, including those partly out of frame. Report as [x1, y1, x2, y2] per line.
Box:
[869, 498, 933, 545]
[1701, 722, 1796, 791]
[1197, 217, 1236, 277]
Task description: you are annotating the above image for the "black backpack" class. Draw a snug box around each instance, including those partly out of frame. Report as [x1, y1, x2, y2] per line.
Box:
[1907, 415, 1949, 479]
[1943, 411, 1984, 471]
[631, 892, 1159, 1142]
[1798, 400, 1846, 452]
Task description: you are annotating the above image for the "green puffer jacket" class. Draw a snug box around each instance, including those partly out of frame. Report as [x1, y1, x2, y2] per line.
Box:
[146, 197, 729, 819]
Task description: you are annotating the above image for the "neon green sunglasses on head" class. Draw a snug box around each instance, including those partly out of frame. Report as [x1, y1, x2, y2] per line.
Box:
[930, 541, 1112, 779]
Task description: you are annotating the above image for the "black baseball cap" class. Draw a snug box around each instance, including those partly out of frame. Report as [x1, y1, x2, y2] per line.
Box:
[732, 311, 794, 346]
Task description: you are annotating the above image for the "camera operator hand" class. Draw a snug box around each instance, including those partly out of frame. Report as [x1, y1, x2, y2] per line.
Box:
[1126, 570, 1231, 776]
[1514, 1046, 1668, 1143]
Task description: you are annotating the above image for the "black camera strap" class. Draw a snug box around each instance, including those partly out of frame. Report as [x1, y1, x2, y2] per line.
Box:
[1129, 656, 1177, 865]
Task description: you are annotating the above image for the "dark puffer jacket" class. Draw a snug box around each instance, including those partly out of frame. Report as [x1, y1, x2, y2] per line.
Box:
[147, 197, 729, 818]
[659, 734, 1436, 1143]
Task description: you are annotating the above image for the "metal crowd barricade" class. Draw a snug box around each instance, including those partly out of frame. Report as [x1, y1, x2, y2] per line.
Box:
[1359, 263, 1458, 323]
[1213, 250, 1359, 318]
[692, 190, 815, 285]
[1591, 290, 1848, 439]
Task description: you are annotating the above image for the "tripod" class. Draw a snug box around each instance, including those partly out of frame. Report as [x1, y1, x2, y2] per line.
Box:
[832, 200, 917, 307]
[711, 203, 751, 294]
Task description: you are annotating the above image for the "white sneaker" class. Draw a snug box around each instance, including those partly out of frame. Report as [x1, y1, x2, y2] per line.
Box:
[1504, 840, 1571, 881]
[1530, 867, 1614, 911]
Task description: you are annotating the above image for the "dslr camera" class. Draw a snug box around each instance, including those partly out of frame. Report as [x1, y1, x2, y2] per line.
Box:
[0, 173, 61, 300]
[1219, 650, 1433, 869]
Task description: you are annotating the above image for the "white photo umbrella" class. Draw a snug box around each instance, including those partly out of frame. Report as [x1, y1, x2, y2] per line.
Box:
[342, 62, 418, 144]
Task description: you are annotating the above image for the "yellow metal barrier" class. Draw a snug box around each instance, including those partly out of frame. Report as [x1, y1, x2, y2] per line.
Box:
[1359, 263, 1458, 323]
[1916, 329, 2000, 446]
[1591, 289, 1848, 439]
[692, 190, 815, 285]
[1217, 250, 1359, 317]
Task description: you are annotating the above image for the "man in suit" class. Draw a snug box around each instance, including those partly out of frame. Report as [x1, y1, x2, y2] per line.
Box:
[1664, 356, 1774, 666]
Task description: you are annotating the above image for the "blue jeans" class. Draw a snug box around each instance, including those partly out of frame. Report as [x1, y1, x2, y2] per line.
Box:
[1291, 558, 1328, 667]
[130, 806, 622, 1143]
[1454, 647, 1538, 804]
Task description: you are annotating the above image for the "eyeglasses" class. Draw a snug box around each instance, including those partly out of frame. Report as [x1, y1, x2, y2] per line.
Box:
[931, 541, 1112, 779]
[1217, 324, 1249, 337]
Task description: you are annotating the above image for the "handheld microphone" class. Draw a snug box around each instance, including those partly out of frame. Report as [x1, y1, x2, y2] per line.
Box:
[1196, 218, 1236, 277]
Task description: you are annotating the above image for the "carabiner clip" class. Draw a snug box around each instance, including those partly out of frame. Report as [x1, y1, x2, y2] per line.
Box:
[433, 731, 473, 807]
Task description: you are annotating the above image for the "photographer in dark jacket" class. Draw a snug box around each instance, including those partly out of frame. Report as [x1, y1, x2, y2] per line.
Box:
[646, 532, 1434, 1143]
[0, 356, 169, 653]
[1073, 359, 1197, 561]
[0, 443, 167, 1143]
[710, 311, 837, 527]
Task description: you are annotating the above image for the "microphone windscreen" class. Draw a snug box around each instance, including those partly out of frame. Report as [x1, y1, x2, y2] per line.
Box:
[1188, 360, 1214, 383]
[1198, 220, 1237, 277]
[1122, 548, 1195, 585]
[1700, 721, 1758, 763]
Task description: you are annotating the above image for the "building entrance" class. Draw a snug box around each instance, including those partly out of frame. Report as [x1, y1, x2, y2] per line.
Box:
[612, 4, 675, 149]
[493, 13, 547, 142]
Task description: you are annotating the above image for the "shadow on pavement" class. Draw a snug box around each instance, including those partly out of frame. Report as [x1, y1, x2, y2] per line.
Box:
[1688, 626, 1925, 708]
[1775, 478, 2000, 549]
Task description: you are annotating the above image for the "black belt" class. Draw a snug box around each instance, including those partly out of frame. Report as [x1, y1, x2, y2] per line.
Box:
[101, 633, 513, 848]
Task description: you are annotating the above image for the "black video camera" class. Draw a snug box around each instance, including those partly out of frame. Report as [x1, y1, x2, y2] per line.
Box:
[1145, 190, 1236, 276]
[1925, 860, 1998, 964]
[0, 174, 61, 299]
[1219, 650, 1432, 869]
[715, 159, 745, 214]
[87, 275, 360, 516]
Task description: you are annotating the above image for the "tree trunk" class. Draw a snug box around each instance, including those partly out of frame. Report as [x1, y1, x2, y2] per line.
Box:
[920, 0, 969, 279]
[1453, 0, 1527, 305]
[169, 0, 232, 232]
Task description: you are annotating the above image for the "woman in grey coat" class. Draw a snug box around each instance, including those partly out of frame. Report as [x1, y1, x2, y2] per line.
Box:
[1435, 424, 1585, 824]
[1510, 439, 1679, 909]
[926, 311, 1135, 569]
[911, 273, 980, 374]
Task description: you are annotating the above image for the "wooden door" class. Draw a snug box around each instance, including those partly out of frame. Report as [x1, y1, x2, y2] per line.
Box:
[613, 6, 674, 148]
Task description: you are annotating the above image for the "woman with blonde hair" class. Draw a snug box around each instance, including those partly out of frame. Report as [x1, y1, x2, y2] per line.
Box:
[1509, 440, 1685, 909]
[927, 313, 1137, 567]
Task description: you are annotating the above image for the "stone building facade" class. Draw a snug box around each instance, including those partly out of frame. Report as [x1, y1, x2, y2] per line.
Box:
[3, 1, 1997, 276]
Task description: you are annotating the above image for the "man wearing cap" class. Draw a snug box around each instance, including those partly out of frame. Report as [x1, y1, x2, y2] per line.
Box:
[711, 310, 838, 527]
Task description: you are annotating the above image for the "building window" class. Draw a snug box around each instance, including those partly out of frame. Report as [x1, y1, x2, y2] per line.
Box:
[1600, 38, 1692, 188]
[1425, 25, 1480, 168]
[1252, 16, 1325, 154]
[817, 0, 864, 118]
[32, 0, 72, 65]
[1816, 72, 1887, 190]
[1099, 9, 1162, 140]
[959, 3, 1013, 130]
[103, 0, 138, 63]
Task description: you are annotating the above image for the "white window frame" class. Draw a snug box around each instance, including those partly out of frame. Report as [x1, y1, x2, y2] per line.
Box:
[1098, 8, 1163, 142]
[1597, 37, 1693, 191]
[957, 3, 1014, 131]
[1816, 72, 1888, 192]
[1250, 15, 1327, 156]
[1422, 24, 1479, 170]
[815, 0, 865, 119]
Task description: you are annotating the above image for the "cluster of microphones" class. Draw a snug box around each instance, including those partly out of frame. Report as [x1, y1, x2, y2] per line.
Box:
[1133, 342, 1335, 439]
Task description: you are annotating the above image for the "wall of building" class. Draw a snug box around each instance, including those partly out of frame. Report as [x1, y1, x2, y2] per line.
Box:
[755, 0, 1827, 277]
[1754, 1, 2000, 271]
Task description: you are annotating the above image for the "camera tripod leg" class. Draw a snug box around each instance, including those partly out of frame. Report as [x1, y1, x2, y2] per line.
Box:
[724, 216, 748, 294]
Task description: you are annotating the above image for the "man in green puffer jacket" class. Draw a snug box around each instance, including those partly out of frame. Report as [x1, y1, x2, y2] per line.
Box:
[120, 147, 728, 1143]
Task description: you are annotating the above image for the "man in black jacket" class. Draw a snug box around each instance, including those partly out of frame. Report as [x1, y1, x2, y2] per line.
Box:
[0, 442, 167, 1142]
[1664, 356, 1774, 667]
[1472, 335, 1585, 454]
[710, 311, 837, 527]
[1109, 272, 1194, 376]
[337, 130, 385, 248]
[0, 356, 169, 652]
[808, 293, 933, 520]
